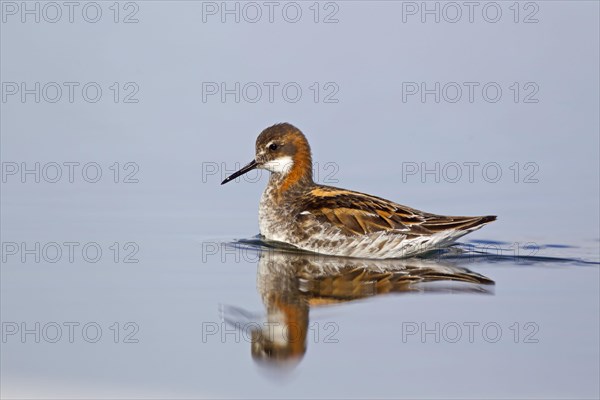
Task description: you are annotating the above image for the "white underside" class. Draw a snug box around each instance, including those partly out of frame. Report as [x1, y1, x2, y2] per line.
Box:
[260, 215, 488, 259]
[293, 228, 481, 259]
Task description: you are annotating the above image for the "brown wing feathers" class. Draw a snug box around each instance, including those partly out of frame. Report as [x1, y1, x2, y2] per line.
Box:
[300, 187, 495, 236]
[422, 215, 497, 232]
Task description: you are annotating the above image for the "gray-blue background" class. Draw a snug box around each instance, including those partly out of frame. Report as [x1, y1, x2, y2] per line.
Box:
[1, 1, 599, 398]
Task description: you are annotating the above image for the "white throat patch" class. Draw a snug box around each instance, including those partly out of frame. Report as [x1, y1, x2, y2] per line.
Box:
[261, 156, 294, 174]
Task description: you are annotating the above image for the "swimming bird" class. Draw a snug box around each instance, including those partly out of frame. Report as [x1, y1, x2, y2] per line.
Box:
[221, 123, 496, 258]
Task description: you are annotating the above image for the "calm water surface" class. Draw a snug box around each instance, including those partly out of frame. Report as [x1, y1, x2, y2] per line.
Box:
[1, 185, 598, 399]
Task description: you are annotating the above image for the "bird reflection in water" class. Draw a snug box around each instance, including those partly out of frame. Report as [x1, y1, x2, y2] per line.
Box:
[220, 245, 494, 366]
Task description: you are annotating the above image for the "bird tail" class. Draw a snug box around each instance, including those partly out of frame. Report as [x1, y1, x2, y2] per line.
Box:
[423, 215, 497, 233]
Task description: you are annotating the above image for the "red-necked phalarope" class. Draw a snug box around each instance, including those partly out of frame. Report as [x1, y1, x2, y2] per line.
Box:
[221, 123, 496, 259]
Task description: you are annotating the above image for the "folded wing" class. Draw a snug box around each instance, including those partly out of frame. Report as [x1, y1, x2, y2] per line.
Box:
[298, 186, 495, 238]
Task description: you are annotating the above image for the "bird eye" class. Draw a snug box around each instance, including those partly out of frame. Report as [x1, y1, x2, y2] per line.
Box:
[269, 143, 278, 151]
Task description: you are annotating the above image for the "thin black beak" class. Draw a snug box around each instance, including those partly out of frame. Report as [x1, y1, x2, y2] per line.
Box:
[221, 160, 258, 185]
